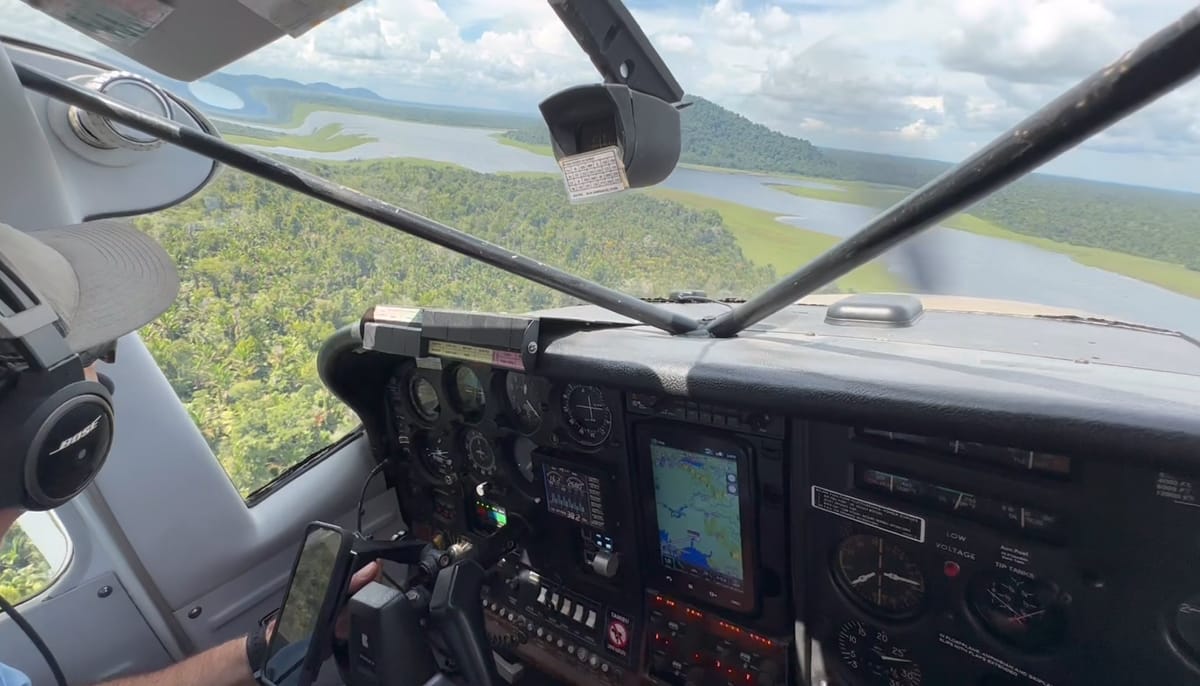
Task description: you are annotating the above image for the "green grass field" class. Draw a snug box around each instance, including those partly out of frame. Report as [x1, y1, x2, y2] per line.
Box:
[223, 123, 376, 153]
[492, 133, 554, 156]
[647, 189, 899, 293]
[769, 181, 1200, 299]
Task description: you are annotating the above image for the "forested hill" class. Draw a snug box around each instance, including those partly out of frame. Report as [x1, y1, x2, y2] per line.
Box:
[504, 97, 838, 176]
[135, 159, 775, 493]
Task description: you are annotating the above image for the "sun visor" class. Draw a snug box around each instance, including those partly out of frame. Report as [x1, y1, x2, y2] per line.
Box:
[20, 0, 364, 81]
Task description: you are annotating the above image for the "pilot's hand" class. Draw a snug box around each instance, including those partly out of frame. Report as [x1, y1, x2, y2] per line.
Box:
[334, 561, 383, 640]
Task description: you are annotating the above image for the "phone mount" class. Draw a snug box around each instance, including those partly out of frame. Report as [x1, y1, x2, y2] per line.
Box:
[341, 516, 528, 686]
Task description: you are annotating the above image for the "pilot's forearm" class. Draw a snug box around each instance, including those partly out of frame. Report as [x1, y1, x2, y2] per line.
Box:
[94, 637, 256, 686]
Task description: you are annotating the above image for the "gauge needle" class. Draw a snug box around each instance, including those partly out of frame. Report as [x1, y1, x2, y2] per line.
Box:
[1008, 609, 1046, 624]
[988, 590, 1020, 617]
[876, 654, 912, 664]
[883, 572, 921, 587]
[849, 572, 876, 585]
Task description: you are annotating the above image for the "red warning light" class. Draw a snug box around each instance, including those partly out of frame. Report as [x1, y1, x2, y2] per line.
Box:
[944, 560, 961, 578]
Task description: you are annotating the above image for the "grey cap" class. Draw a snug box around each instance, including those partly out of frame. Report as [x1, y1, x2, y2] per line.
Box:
[0, 219, 179, 355]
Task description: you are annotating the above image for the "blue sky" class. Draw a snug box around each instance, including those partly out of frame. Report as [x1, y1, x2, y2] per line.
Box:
[7, 0, 1200, 191]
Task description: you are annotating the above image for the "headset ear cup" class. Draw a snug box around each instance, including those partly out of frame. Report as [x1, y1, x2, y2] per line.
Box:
[22, 381, 114, 511]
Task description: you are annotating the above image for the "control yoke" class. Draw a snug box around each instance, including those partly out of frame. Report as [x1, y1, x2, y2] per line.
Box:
[341, 516, 528, 686]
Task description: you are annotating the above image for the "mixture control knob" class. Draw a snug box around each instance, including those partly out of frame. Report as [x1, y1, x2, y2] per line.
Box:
[589, 655, 600, 669]
[577, 648, 589, 662]
[536, 627, 545, 638]
[591, 550, 620, 578]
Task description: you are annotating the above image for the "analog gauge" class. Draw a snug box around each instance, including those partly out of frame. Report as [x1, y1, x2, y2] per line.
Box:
[420, 433, 458, 486]
[464, 428, 497, 478]
[561, 384, 612, 447]
[1172, 593, 1200, 663]
[836, 620, 922, 686]
[409, 376, 441, 422]
[505, 372, 542, 432]
[453, 366, 486, 420]
[834, 534, 926, 618]
[967, 570, 1067, 650]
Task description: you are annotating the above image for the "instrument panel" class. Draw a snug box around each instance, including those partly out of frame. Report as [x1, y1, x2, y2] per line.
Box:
[359, 350, 1200, 686]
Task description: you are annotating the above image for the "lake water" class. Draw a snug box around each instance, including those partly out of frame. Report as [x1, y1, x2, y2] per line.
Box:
[246, 112, 1200, 337]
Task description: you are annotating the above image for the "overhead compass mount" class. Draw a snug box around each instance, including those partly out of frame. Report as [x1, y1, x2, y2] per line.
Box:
[539, 0, 685, 196]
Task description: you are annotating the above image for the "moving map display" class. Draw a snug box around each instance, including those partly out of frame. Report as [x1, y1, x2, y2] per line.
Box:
[651, 439, 745, 591]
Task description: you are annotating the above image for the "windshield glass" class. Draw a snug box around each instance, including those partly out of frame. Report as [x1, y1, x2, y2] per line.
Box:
[8, 0, 1200, 330]
[5, 0, 1200, 490]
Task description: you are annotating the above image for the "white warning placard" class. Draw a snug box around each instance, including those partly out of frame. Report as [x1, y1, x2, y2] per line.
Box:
[558, 146, 629, 202]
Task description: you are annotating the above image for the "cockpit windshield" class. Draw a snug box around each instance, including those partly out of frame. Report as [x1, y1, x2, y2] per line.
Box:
[5, 0, 1200, 492]
[8, 0, 1200, 336]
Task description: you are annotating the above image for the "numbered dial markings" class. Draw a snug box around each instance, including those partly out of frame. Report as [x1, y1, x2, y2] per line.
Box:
[967, 570, 1067, 651]
[561, 384, 612, 447]
[420, 434, 458, 485]
[1173, 592, 1200, 663]
[837, 621, 922, 686]
[464, 428, 497, 478]
[835, 534, 926, 617]
[505, 372, 542, 432]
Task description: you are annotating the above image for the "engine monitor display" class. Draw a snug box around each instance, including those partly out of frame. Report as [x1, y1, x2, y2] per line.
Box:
[543, 463, 607, 530]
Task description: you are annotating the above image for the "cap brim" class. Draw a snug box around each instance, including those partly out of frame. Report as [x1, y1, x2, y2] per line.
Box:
[34, 219, 180, 354]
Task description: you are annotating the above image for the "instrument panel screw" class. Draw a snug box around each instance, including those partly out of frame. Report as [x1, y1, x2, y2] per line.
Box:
[97, 585, 112, 598]
[527, 342, 538, 354]
[187, 606, 202, 619]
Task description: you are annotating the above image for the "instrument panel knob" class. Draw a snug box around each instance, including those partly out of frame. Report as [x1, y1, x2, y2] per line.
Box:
[591, 550, 620, 578]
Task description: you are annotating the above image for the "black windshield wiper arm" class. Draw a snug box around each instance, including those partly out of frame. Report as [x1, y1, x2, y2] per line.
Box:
[705, 7, 1200, 338]
[13, 63, 701, 336]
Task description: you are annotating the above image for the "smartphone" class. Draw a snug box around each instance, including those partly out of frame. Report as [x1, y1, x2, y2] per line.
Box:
[259, 522, 354, 686]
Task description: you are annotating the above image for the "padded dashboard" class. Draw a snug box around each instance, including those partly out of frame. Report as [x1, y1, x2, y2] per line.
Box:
[318, 301, 1200, 686]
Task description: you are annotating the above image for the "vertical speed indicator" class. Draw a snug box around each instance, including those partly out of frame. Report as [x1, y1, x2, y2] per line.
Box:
[561, 384, 612, 447]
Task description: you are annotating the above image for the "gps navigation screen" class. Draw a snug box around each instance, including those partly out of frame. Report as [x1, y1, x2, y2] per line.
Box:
[650, 438, 745, 591]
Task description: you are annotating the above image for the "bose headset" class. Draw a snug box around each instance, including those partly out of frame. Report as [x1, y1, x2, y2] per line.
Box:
[0, 251, 114, 512]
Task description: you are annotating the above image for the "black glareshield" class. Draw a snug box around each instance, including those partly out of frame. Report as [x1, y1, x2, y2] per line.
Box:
[260, 522, 354, 686]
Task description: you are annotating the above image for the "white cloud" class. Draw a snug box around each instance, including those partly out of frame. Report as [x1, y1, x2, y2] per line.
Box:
[939, 0, 1128, 84]
[656, 33, 696, 54]
[899, 118, 938, 141]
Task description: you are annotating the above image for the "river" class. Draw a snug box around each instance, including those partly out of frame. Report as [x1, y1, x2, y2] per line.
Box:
[247, 111, 1200, 337]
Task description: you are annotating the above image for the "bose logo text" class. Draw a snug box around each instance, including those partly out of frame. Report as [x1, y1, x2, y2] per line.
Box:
[49, 415, 103, 456]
